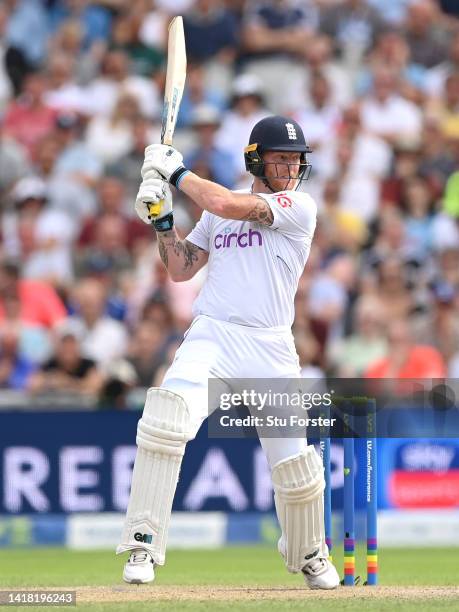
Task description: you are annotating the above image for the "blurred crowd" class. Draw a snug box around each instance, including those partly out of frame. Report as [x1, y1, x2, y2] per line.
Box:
[0, 0, 458, 409]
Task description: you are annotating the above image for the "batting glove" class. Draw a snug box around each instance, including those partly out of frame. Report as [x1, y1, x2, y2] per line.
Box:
[135, 173, 174, 231]
[142, 144, 190, 189]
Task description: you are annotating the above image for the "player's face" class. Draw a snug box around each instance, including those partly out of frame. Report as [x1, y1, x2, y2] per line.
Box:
[263, 151, 302, 191]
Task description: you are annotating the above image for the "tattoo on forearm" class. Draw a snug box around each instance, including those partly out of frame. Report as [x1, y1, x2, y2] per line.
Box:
[158, 239, 168, 267]
[157, 232, 204, 272]
[174, 240, 202, 271]
[241, 197, 274, 226]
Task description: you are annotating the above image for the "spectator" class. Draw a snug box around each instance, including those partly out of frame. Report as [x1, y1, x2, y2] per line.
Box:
[426, 30, 459, 97]
[241, 0, 317, 112]
[83, 49, 159, 119]
[110, 12, 164, 78]
[317, 178, 368, 253]
[43, 54, 88, 115]
[426, 72, 459, 140]
[294, 72, 341, 166]
[185, 105, 237, 189]
[137, 1, 169, 60]
[329, 295, 388, 376]
[67, 277, 129, 367]
[360, 67, 423, 147]
[365, 319, 447, 378]
[217, 74, 269, 180]
[48, 0, 113, 51]
[98, 357, 138, 409]
[184, 0, 238, 64]
[141, 293, 177, 339]
[0, 327, 35, 390]
[107, 114, 161, 202]
[412, 282, 459, 364]
[85, 92, 140, 164]
[242, 0, 317, 61]
[375, 256, 416, 321]
[296, 327, 325, 378]
[76, 214, 132, 279]
[5, 176, 76, 284]
[0, 110, 30, 200]
[33, 132, 97, 224]
[176, 62, 225, 129]
[359, 30, 426, 100]
[47, 18, 99, 85]
[434, 247, 459, 291]
[0, 260, 66, 329]
[2, 71, 57, 159]
[308, 253, 356, 343]
[404, 0, 449, 69]
[78, 176, 150, 253]
[0, 288, 52, 365]
[320, 136, 382, 222]
[28, 322, 104, 397]
[338, 103, 392, 179]
[127, 320, 168, 387]
[418, 117, 455, 198]
[289, 34, 354, 113]
[401, 176, 436, 251]
[320, 0, 385, 64]
[53, 112, 103, 188]
[5, 0, 49, 67]
[364, 208, 428, 277]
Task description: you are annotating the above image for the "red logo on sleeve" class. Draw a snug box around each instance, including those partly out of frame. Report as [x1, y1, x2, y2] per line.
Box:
[276, 193, 292, 208]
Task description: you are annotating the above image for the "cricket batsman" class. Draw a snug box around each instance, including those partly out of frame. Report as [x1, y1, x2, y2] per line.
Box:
[117, 115, 340, 590]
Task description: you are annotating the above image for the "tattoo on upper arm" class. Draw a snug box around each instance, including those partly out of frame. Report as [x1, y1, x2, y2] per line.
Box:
[241, 196, 274, 226]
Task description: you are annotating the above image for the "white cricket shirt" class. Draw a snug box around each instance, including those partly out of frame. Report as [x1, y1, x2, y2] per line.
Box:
[186, 190, 317, 328]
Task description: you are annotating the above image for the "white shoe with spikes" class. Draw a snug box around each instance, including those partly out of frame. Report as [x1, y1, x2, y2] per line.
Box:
[302, 555, 340, 590]
[123, 549, 155, 584]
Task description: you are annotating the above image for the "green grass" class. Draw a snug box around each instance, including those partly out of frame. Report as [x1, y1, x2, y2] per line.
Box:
[30, 603, 459, 612]
[0, 546, 458, 611]
[0, 545, 458, 587]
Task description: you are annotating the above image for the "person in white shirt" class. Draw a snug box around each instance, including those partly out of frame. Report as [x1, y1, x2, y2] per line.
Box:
[360, 67, 423, 146]
[117, 116, 340, 590]
[216, 74, 269, 181]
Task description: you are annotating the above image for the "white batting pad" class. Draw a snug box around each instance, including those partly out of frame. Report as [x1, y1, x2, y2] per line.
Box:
[117, 388, 190, 565]
[272, 445, 326, 573]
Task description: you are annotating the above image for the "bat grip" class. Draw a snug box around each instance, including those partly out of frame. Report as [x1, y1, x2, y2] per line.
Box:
[145, 200, 164, 218]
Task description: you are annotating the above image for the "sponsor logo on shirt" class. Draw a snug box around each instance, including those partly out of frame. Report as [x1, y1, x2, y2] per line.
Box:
[214, 228, 263, 249]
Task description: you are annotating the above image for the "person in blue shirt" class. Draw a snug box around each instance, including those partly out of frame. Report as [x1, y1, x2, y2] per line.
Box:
[48, 0, 112, 51]
[185, 104, 237, 189]
[5, 0, 49, 66]
[183, 0, 238, 63]
[0, 324, 35, 390]
[176, 62, 225, 128]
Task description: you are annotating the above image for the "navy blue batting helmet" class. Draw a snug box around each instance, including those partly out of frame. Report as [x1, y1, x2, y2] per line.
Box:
[244, 115, 312, 188]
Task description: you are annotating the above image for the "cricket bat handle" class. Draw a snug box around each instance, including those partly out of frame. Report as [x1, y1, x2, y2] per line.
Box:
[145, 136, 171, 219]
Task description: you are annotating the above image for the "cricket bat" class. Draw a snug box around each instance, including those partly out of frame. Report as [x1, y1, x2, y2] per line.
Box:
[147, 15, 187, 217]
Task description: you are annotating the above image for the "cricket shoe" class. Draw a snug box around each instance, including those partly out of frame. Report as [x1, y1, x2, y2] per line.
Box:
[123, 549, 155, 584]
[302, 554, 340, 590]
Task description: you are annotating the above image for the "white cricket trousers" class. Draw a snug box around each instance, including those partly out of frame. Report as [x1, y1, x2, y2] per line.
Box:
[161, 315, 307, 468]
